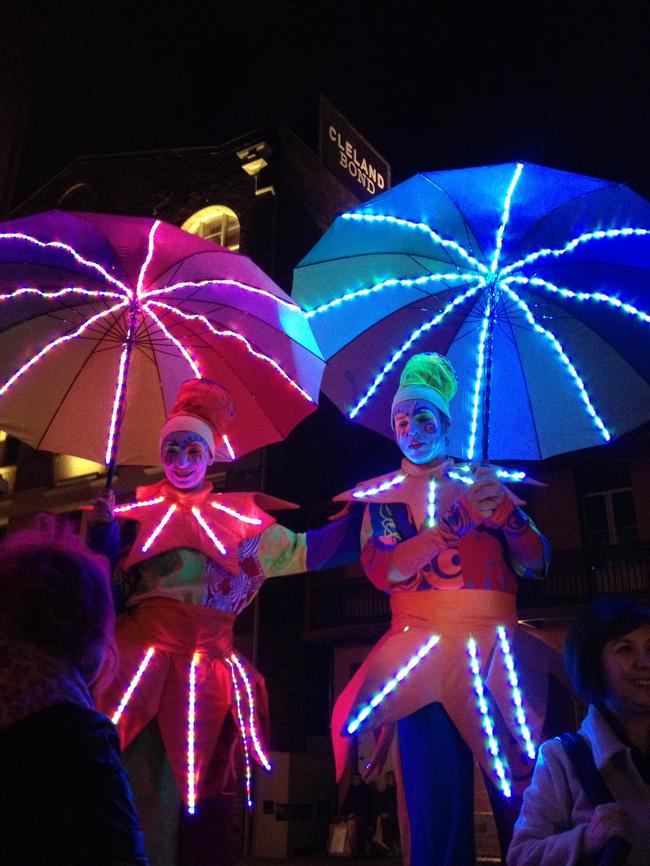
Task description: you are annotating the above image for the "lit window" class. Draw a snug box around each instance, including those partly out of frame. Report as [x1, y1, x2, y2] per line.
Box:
[57, 182, 96, 209]
[54, 454, 106, 484]
[181, 206, 240, 251]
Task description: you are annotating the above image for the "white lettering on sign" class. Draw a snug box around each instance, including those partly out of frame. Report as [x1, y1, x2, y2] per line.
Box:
[328, 125, 386, 194]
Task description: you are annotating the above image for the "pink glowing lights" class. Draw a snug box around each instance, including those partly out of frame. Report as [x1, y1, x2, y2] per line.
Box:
[0, 221, 317, 467]
[222, 433, 236, 460]
[146, 301, 315, 403]
[0, 300, 129, 399]
[187, 651, 200, 814]
[0, 230, 132, 295]
[111, 646, 156, 725]
[141, 503, 177, 553]
[230, 652, 272, 770]
[106, 345, 130, 465]
[227, 658, 254, 807]
[191, 507, 227, 555]
[113, 496, 166, 513]
[142, 298, 202, 378]
[210, 500, 262, 525]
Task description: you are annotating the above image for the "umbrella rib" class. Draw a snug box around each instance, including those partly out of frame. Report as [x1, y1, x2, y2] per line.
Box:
[418, 173, 487, 264]
[496, 298, 543, 461]
[348, 282, 484, 419]
[145, 303, 301, 441]
[501, 181, 625, 264]
[501, 283, 611, 443]
[340, 213, 488, 275]
[147, 301, 315, 403]
[304, 271, 480, 318]
[0, 231, 131, 296]
[503, 275, 650, 327]
[34, 307, 128, 452]
[144, 295, 322, 361]
[135, 309, 170, 451]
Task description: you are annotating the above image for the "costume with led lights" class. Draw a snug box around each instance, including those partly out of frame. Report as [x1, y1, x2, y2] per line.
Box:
[90, 380, 358, 865]
[330, 354, 568, 866]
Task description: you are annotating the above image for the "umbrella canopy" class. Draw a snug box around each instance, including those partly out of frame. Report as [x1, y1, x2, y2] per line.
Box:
[294, 162, 650, 461]
[0, 211, 323, 467]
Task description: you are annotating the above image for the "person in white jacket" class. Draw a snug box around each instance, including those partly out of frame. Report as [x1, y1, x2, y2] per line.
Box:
[508, 595, 650, 866]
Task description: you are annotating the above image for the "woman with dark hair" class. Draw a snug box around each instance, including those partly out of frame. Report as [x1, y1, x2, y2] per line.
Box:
[508, 595, 650, 866]
[0, 520, 147, 866]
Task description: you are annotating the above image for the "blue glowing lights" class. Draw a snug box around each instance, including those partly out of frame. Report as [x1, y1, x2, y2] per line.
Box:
[467, 299, 493, 461]
[501, 284, 610, 442]
[310, 163, 650, 460]
[346, 634, 440, 735]
[352, 473, 406, 498]
[496, 626, 536, 760]
[426, 478, 437, 527]
[349, 282, 483, 419]
[467, 637, 512, 798]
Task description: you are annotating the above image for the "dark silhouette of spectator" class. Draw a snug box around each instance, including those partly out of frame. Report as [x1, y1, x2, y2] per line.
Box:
[0, 519, 148, 866]
[377, 770, 400, 852]
[340, 771, 374, 856]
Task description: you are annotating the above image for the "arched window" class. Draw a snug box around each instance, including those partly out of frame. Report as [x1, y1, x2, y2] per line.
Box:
[57, 182, 96, 210]
[181, 205, 240, 251]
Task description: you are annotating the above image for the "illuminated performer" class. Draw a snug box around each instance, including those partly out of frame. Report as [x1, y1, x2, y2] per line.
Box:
[330, 352, 569, 866]
[90, 378, 357, 866]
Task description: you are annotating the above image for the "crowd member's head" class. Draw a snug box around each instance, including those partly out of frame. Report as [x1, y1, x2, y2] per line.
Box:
[160, 378, 235, 490]
[391, 353, 457, 464]
[0, 518, 114, 685]
[564, 595, 650, 717]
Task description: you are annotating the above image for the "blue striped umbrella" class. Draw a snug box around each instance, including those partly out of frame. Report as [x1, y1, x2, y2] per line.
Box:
[293, 162, 650, 461]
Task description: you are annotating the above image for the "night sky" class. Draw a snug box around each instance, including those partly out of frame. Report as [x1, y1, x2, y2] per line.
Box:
[16, 2, 650, 202]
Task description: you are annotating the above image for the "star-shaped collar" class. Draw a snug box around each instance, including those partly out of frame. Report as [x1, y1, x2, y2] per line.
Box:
[116, 479, 296, 570]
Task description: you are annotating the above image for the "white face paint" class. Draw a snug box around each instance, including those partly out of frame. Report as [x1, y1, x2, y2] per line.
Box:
[161, 431, 212, 491]
[392, 399, 447, 464]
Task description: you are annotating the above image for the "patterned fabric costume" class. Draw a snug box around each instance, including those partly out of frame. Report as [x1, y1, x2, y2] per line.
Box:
[92, 478, 311, 811]
[331, 456, 568, 865]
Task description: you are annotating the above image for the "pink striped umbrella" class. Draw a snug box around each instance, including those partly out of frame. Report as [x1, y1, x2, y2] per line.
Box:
[0, 211, 323, 477]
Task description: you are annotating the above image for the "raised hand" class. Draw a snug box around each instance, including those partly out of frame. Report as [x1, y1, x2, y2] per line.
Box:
[90, 488, 115, 524]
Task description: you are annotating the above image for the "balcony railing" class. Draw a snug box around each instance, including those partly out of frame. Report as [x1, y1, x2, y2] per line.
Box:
[305, 544, 650, 633]
[518, 543, 650, 608]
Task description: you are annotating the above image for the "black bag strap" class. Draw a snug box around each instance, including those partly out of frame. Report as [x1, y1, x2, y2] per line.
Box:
[559, 732, 615, 806]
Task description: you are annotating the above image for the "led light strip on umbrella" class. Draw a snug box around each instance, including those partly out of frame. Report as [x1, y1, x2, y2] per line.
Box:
[0, 212, 325, 474]
[296, 162, 650, 465]
[144, 300, 315, 404]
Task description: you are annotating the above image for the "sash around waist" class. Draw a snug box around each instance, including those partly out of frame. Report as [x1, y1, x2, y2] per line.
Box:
[390, 588, 518, 630]
[123, 596, 236, 657]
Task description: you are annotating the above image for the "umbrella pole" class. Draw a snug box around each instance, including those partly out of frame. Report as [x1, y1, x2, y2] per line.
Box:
[481, 296, 497, 463]
[105, 309, 139, 489]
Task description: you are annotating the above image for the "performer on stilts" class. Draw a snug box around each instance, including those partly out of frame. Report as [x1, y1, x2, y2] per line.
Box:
[89, 378, 357, 866]
[330, 352, 571, 866]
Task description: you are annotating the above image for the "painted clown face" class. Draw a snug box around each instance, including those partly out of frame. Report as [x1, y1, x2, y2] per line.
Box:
[161, 431, 212, 491]
[393, 399, 447, 465]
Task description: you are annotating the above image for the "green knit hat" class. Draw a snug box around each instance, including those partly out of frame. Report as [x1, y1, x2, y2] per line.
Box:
[391, 353, 458, 425]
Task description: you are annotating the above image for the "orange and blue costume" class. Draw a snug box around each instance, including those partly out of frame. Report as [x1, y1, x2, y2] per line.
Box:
[331, 456, 568, 866]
